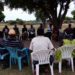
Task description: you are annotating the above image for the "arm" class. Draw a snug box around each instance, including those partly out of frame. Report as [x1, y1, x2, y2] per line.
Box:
[29, 40, 33, 53]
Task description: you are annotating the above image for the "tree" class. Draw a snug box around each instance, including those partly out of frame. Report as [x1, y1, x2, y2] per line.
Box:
[0, 11, 5, 22]
[71, 10, 75, 20]
[16, 18, 24, 25]
[35, 9, 47, 26]
[4, 0, 74, 29]
[0, 1, 4, 11]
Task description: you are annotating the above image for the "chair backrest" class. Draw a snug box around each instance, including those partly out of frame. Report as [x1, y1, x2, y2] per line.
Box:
[6, 47, 19, 58]
[31, 50, 50, 65]
[58, 45, 75, 59]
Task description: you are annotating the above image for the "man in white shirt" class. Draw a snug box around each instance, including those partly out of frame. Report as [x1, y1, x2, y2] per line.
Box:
[30, 28, 54, 61]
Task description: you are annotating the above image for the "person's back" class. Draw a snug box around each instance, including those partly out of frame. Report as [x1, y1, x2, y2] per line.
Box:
[30, 36, 53, 52]
[30, 28, 55, 73]
[4, 29, 23, 49]
[29, 28, 54, 52]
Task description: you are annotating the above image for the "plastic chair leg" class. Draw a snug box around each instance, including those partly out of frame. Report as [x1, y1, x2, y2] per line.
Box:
[36, 64, 39, 75]
[18, 58, 22, 71]
[59, 61, 62, 73]
[32, 63, 35, 74]
[50, 64, 54, 75]
[10, 57, 11, 69]
[71, 58, 74, 72]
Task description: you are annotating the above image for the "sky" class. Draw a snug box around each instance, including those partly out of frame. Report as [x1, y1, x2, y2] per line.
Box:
[2, 2, 75, 21]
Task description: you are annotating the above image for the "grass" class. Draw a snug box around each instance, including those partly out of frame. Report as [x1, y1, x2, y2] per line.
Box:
[0, 23, 75, 75]
[0, 64, 75, 75]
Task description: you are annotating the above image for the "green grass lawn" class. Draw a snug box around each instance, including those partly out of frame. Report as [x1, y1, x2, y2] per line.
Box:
[0, 23, 75, 75]
[0, 64, 75, 75]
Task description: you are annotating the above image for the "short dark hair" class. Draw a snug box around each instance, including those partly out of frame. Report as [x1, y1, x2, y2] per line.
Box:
[37, 28, 44, 35]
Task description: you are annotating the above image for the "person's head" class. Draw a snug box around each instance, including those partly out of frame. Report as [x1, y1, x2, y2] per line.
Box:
[31, 24, 33, 28]
[23, 24, 26, 28]
[5, 25, 8, 28]
[68, 24, 71, 28]
[8, 29, 16, 38]
[0, 31, 3, 38]
[14, 24, 17, 28]
[40, 23, 43, 28]
[37, 28, 44, 36]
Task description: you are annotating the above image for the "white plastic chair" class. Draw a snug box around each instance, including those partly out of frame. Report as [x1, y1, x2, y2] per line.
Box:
[57, 45, 75, 73]
[31, 50, 54, 75]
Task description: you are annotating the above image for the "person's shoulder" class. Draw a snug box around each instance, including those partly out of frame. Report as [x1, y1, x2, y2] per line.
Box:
[43, 36, 49, 39]
[31, 37, 38, 42]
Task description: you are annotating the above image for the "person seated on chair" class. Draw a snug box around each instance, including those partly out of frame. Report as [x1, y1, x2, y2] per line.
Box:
[28, 24, 35, 40]
[0, 31, 9, 69]
[13, 24, 20, 39]
[29, 28, 55, 74]
[21, 24, 28, 40]
[64, 24, 73, 39]
[2, 25, 9, 40]
[4, 29, 23, 48]
[45, 23, 52, 39]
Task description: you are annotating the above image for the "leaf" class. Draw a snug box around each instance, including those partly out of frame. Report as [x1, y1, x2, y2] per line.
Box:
[55, 50, 62, 62]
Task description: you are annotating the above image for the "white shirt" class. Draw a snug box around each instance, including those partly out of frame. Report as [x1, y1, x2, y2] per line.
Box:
[29, 36, 54, 52]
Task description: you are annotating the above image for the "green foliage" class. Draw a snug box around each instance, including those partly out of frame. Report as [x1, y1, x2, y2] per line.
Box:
[4, 0, 74, 28]
[72, 49, 75, 57]
[63, 39, 71, 45]
[8, 20, 17, 25]
[65, 16, 72, 20]
[35, 9, 48, 25]
[71, 10, 75, 20]
[16, 18, 24, 25]
[0, 1, 4, 11]
[55, 50, 62, 62]
[0, 11, 5, 22]
[71, 39, 75, 45]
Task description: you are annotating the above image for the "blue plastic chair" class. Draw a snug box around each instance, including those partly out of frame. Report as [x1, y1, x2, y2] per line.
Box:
[6, 47, 26, 71]
[0, 47, 9, 60]
[21, 48, 30, 66]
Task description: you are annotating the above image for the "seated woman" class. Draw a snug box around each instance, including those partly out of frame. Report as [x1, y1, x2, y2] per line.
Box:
[4, 29, 23, 49]
[4, 29, 24, 57]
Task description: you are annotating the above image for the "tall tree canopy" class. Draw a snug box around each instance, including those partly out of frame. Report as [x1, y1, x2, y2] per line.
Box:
[71, 10, 75, 20]
[0, 1, 4, 11]
[0, 11, 5, 22]
[4, 0, 74, 28]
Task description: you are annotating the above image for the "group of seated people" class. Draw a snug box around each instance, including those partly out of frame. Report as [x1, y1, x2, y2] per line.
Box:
[2, 24, 36, 41]
[0, 23, 75, 75]
[0, 29, 24, 69]
[2, 23, 53, 41]
[0, 23, 55, 73]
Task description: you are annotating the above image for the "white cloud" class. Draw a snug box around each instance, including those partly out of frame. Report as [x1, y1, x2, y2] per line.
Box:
[3, 6, 36, 21]
[66, 2, 75, 17]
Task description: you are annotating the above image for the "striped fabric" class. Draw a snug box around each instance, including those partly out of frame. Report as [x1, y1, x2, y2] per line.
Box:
[4, 38, 23, 49]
